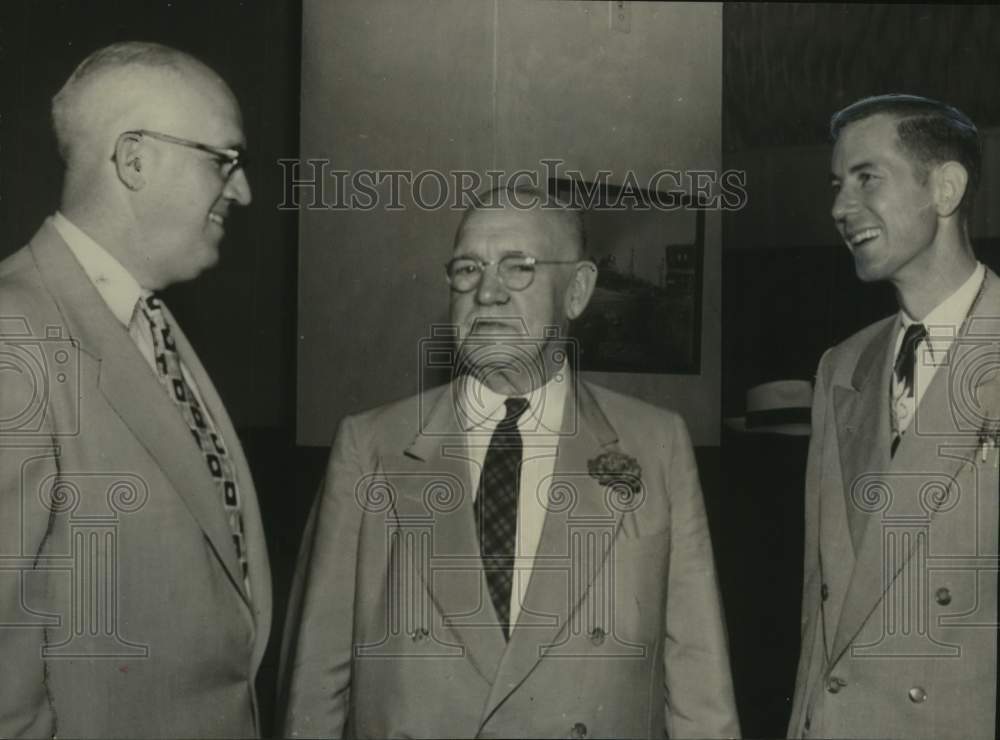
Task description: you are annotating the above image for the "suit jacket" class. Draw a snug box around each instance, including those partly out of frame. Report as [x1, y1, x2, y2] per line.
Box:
[280, 376, 739, 739]
[0, 220, 272, 738]
[788, 269, 1000, 739]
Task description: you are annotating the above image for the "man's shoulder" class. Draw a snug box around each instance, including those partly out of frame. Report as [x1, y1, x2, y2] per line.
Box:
[581, 380, 679, 421]
[0, 244, 59, 322]
[578, 379, 687, 441]
[822, 314, 896, 370]
[338, 384, 450, 446]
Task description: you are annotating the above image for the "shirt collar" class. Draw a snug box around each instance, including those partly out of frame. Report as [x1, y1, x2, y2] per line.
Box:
[52, 211, 147, 327]
[458, 361, 568, 435]
[899, 262, 984, 351]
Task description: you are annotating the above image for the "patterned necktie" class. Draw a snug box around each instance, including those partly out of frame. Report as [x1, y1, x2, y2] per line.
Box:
[475, 396, 530, 640]
[137, 295, 250, 596]
[890, 323, 927, 457]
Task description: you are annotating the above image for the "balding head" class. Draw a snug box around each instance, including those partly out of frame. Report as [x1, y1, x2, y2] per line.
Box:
[52, 42, 232, 174]
[455, 186, 587, 261]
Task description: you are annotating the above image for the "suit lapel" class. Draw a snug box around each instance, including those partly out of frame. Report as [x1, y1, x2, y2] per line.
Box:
[400, 384, 507, 684]
[483, 380, 621, 721]
[163, 305, 272, 641]
[833, 318, 895, 554]
[830, 269, 1000, 664]
[28, 222, 248, 600]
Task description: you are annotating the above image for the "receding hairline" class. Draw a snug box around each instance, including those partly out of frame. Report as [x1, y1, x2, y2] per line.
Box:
[454, 186, 586, 259]
[52, 42, 233, 162]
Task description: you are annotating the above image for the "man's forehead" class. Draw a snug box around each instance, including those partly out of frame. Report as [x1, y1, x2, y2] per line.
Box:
[832, 114, 904, 170]
[455, 206, 572, 255]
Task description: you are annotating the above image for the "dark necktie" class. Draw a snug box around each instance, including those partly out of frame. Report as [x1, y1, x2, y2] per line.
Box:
[891, 323, 927, 457]
[475, 396, 530, 640]
[137, 295, 251, 596]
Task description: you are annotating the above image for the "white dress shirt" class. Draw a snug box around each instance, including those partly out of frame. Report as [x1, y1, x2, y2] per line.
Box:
[892, 261, 985, 435]
[459, 364, 568, 633]
[52, 211, 211, 414]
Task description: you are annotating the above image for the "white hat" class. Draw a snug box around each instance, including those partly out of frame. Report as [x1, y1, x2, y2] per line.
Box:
[725, 380, 813, 436]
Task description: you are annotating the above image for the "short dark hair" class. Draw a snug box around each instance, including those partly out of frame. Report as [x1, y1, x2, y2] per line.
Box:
[830, 94, 981, 222]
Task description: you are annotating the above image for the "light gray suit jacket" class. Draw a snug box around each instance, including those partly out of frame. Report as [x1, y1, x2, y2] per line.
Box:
[788, 269, 1000, 739]
[0, 220, 272, 738]
[280, 376, 739, 739]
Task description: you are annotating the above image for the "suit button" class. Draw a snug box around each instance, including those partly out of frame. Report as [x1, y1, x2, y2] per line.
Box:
[908, 686, 927, 703]
[821, 583, 829, 601]
[935, 587, 952, 606]
[826, 676, 846, 693]
[589, 627, 606, 646]
[570, 722, 587, 738]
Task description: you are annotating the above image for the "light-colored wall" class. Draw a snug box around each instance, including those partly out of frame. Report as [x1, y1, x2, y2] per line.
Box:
[297, 0, 722, 445]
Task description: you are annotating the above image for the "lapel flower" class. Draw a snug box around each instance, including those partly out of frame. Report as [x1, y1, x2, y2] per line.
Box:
[587, 451, 642, 496]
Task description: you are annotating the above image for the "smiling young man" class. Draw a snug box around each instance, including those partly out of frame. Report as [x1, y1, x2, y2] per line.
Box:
[0, 42, 269, 738]
[788, 95, 997, 739]
[281, 187, 739, 739]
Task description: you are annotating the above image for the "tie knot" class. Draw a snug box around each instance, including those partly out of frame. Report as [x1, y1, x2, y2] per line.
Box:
[501, 397, 530, 426]
[901, 322, 928, 349]
[894, 322, 928, 390]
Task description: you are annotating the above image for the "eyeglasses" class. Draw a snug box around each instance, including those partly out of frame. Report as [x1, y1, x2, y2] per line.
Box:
[444, 254, 583, 293]
[123, 129, 248, 179]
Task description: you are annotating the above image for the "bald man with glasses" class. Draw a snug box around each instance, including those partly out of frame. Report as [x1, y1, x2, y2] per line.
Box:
[280, 187, 739, 739]
[0, 42, 269, 738]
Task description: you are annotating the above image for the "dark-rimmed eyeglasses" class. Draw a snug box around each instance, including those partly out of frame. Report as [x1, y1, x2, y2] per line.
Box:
[123, 129, 248, 179]
[444, 254, 583, 293]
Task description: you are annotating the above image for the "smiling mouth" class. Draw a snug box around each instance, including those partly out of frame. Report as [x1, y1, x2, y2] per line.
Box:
[208, 213, 226, 227]
[845, 227, 880, 248]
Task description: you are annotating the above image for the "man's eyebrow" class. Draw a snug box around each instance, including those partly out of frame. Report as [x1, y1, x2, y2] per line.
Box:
[831, 161, 877, 182]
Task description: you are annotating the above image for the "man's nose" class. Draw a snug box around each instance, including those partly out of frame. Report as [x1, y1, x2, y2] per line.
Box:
[475, 263, 509, 305]
[831, 186, 855, 222]
[225, 168, 252, 206]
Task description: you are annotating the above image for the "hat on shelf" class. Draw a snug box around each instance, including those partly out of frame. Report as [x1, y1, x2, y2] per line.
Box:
[725, 379, 813, 436]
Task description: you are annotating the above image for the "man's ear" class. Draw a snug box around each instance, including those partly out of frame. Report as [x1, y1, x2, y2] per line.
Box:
[931, 161, 968, 218]
[564, 261, 598, 320]
[114, 132, 146, 191]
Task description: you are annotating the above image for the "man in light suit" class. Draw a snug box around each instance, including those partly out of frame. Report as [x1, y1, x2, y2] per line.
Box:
[789, 95, 998, 739]
[281, 186, 739, 738]
[0, 42, 271, 737]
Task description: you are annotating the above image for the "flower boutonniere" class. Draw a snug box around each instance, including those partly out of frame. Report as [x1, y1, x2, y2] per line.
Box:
[588, 451, 643, 497]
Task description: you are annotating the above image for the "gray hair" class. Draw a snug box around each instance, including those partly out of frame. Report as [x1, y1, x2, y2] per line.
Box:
[457, 185, 587, 258]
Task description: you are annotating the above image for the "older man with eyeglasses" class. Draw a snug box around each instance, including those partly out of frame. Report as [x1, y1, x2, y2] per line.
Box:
[279, 186, 739, 739]
[0, 41, 269, 738]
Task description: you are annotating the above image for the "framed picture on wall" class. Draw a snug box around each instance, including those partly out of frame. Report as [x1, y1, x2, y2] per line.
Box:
[549, 178, 705, 374]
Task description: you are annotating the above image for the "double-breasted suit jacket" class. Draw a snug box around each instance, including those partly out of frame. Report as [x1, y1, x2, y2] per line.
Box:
[789, 269, 1000, 739]
[0, 220, 272, 738]
[281, 376, 739, 739]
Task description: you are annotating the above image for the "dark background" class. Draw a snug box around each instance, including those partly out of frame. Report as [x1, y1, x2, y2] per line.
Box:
[4, 2, 1000, 738]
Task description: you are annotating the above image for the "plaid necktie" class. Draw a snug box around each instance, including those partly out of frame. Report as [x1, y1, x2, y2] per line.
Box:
[890, 322, 927, 457]
[475, 396, 529, 640]
[137, 294, 250, 596]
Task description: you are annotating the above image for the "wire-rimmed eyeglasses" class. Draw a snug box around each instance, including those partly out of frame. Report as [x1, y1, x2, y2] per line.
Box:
[444, 254, 583, 293]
